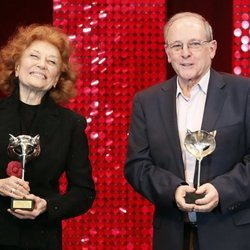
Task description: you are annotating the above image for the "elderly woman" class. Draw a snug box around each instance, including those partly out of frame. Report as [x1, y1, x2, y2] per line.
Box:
[0, 24, 95, 250]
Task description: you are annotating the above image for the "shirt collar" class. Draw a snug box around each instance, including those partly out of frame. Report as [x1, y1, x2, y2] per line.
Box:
[176, 70, 210, 98]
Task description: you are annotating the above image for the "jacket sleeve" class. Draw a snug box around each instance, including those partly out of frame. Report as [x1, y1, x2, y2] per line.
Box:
[124, 93, 185, 209]
[46, 115, 95, 221]
[211, 86, 250, 214]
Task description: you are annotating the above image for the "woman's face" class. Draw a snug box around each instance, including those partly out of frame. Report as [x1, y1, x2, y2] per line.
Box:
[15, 40, 62, 93]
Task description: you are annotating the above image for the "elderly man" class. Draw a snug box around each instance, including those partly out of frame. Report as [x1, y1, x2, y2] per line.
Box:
[125, 12, 250, 250]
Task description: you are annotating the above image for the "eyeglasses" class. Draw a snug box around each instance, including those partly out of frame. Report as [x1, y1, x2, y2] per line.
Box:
[166, 40, 211, 53]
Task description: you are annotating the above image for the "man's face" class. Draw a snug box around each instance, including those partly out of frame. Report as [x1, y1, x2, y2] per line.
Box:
[165, 16, 217, 85]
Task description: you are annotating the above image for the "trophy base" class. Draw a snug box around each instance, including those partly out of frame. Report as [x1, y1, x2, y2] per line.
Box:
[185, 192, 205, 204]
[11, 198, 35, 211]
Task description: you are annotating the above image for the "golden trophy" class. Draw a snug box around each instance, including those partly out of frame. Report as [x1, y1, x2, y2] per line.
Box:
[184, 130, 216, 204]
[8, 134, 40, 210]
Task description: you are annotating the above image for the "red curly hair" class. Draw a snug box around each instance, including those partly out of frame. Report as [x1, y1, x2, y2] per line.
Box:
[0, 24, 78, 103]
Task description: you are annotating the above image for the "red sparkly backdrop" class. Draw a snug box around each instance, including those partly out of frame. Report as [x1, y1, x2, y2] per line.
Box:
[52, 0, 250, 249]
[53, 1, 166, 249]
[233, 0, 250, 76]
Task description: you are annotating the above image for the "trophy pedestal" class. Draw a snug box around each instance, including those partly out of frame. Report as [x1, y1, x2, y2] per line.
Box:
[11, 198, 35, 211]
[185, 192, 205, 204]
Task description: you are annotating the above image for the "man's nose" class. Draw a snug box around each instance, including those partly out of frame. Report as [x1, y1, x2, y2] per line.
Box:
[181, 44, 192, 56]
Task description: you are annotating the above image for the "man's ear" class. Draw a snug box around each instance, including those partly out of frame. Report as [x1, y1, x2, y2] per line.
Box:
[164, 45, 172, 63]
[209, 40, 217, 59]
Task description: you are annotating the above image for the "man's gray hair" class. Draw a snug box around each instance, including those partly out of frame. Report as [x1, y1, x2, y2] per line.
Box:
[164, 12, 213, 43]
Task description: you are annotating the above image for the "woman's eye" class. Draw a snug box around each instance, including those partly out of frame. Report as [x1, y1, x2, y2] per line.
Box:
[48, 60, 56, 65]
[30, 54, 38, 58]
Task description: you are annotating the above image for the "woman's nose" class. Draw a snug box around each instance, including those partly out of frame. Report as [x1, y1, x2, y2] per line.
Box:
[37, 58, 47, 69]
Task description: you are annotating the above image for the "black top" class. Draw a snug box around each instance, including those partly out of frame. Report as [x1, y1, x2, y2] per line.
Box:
[19, 100, 40, 134]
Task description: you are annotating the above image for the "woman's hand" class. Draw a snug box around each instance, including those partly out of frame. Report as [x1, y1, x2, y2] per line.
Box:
[7, 194, 47, 220]
[0, 176, 30, 198]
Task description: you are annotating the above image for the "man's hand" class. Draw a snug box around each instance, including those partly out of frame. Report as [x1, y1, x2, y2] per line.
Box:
[193, 183, 219, 212]
[175, 185, 196, 212]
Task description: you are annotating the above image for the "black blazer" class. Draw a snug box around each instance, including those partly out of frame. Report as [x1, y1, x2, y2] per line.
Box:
[0, 91, 95, 249]
[125, 69, 250, 250]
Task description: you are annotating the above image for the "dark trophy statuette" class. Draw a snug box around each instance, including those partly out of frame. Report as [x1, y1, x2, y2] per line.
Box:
[184, 130, 216, 204]
[8, 134, 40, 210]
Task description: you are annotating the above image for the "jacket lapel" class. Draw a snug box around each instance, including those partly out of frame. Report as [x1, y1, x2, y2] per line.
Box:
[0, 92, 21, 139]
[158, 77, 185, 178]
[199, 70, 226, 185]
[201, 70, 227, 131]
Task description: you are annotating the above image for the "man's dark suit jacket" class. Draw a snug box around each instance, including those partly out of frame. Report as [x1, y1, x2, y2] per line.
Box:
[0, 90, 95, 249]
[125, 69, 250, 250]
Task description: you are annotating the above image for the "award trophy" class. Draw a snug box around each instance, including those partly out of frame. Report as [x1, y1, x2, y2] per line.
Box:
[184, 130, 216, 204]
[8, 134, 40, 210]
